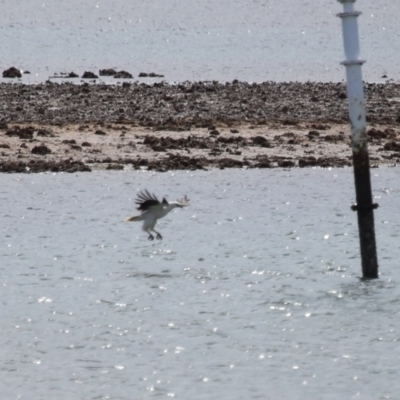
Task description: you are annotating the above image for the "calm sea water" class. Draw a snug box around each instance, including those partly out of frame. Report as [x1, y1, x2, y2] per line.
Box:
[0, 0, 399, 83]
[1, 167, 400, 399]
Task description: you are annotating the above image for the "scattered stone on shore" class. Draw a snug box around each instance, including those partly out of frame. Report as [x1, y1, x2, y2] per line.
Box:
[5, 126, 35, 139]
[0, 81, 399, 172]
[99, 69, 117, 76]
[0, 80, 399, 128]
[3, 67, 22, 78]
[0, 159, 91, 173]
[82, 71, 99, 79]
[106, 163, 124, 170]
[114, 70, 133, 79]
[138, 72, 164, 78]
[31, 144, 52, 155]
[67, 72, 79, 78]
[98, 69, 133, 78]
[50, 72, 79, 79]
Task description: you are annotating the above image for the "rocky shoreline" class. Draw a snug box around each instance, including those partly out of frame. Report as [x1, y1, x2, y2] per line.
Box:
[1, 81, 400, 173]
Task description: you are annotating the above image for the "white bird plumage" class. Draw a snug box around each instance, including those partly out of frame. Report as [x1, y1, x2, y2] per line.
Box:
[124, 189, 190, 240]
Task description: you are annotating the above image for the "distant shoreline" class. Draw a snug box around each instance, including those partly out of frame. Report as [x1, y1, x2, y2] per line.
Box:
[0, 81, 399, 172]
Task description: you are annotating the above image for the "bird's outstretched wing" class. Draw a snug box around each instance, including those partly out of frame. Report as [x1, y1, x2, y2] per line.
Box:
[136, 190, 161, 211]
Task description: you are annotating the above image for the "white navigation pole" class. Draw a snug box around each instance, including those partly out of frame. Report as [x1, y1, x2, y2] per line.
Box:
[337, 0, 379, 279]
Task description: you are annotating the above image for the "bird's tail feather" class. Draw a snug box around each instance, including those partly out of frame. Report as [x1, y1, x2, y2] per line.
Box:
[123, 215, 142, 222]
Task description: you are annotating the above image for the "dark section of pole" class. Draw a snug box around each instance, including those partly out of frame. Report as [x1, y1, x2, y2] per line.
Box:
[351, 139, 379, 278]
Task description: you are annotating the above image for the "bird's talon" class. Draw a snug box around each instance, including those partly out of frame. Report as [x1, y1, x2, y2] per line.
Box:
[148, 235, 154, 241]
[156, 234, 162, 240]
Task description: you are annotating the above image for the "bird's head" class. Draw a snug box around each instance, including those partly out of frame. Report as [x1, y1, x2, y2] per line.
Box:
[167, 195, 190, 210]
[176, 195, 190, 207]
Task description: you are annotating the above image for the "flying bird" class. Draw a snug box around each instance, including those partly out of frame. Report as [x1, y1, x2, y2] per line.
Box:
[124, 190, 190, 240]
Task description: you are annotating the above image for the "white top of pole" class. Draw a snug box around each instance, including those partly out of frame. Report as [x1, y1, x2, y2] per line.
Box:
[337, 0, 366, 144]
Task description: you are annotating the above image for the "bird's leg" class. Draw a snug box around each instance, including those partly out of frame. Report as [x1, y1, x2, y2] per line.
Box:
[154, 230, 163, 240]
[147, 233, 154, 241]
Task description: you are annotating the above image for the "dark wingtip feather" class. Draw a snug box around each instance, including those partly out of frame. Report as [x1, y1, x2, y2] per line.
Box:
[135, 189, 161, 211]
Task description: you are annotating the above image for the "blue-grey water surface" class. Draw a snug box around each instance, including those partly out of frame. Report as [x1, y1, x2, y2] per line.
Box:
[1, 167, 400, 399]
[0, 0, 399, 83]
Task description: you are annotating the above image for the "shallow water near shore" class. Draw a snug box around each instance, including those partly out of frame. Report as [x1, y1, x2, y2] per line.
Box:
[1, 0, 399, 83]
[1, 167, 400, 399]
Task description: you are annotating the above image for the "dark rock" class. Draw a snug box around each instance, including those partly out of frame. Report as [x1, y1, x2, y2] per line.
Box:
[299, 156, 351, 168]
[255, 157, 272, 168]
[209, 129, 220, 136]
[99, 69, 117, 76]
[307, 130, 320, 139]
[51, 72, 79, 79]
[218, 158, 244, 169]
[94, 130, 106, 135]
[82, 71, 99, 79]
[31, 145, 51, 155]
[106, 164, 124, 170]
[278, 160, 295, 168]
[5, 126, 35, 139]
[0, 161, 27, 173]
[3, 67, 22, 78]
[299, 156, 318, 167]
[71, 145, 82, 151]
[384, 128, 397, 138]
[368, 128, 396, 140]
[383, 141, 400, 151]
[152, 145, 166, 152]
[282, 119, 299, 126]
[37, 129, 55, 137]
[143, 135, 159, 146]
[251, 136, 271, 147]
[114, 70, 133, 79]
[63, 160, 91, 173]
[215, 136, 231, 144]
[368, 128, 386, 139]
[311, 123, 330, 130]
[138, 158, 148, 166]
[138, 72, 164, 78]
[323, 134, 342, 142]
